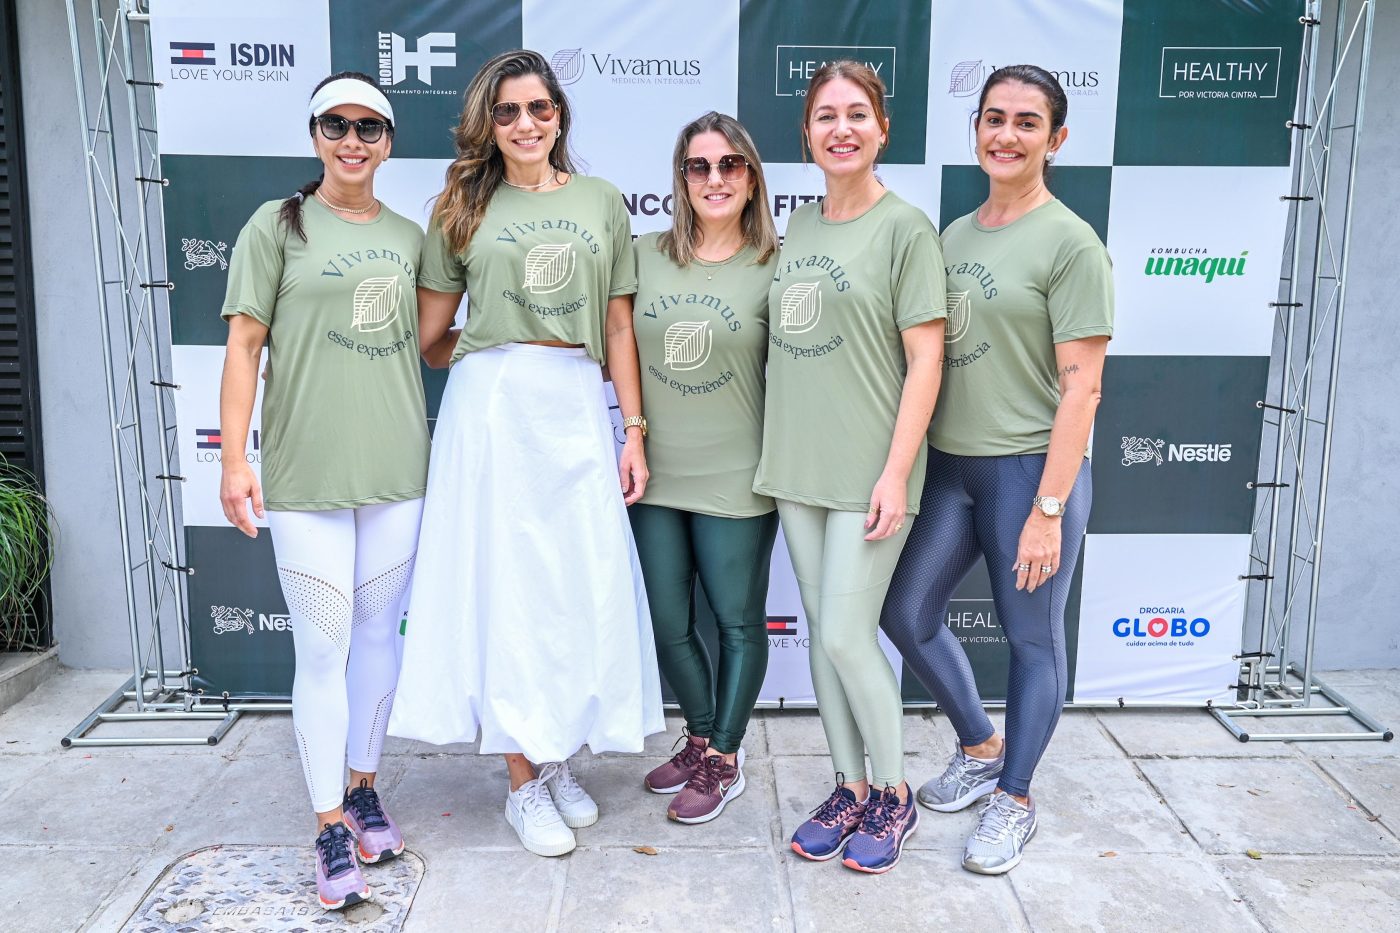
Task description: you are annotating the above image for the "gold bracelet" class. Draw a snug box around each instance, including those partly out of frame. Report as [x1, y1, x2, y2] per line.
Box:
[621, 415, 648, 438]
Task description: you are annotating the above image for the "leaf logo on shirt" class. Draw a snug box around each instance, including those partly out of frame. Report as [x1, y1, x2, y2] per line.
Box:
[945, 290, 972, 344]
[522, 243, 577, 294]
[779, 281, 822, 334]
[352, 276, 402, 333]
[664, 320, 712, 371]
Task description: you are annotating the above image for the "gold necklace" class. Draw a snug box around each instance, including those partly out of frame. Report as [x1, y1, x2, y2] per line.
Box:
[502, 171, 558, 191]
[315, 189, 377, 215]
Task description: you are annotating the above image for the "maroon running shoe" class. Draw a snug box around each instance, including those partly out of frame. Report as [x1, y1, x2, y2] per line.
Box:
[645, 731, 708, 794]
[668, 749, 746, 824]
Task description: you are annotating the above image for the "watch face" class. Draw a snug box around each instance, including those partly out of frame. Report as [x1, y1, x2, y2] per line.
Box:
[1041, 497, 1063, 516]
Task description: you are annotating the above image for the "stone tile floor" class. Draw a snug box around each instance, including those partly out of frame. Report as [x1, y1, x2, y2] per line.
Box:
[2, 668, 1397, 932]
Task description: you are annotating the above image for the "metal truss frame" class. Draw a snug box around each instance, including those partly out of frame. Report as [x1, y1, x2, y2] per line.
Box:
[1214, 0, 1392, 744]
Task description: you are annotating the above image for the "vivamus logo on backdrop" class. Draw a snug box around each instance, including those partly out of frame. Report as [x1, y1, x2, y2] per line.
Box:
[377, 31, 456, 87]
[547, 48, 701, 87]
[776, 46, 896, 97]
[948, 60, 1100, 98]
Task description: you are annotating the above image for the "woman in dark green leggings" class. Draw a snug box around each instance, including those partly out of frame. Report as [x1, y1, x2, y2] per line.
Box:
[630, 111, 780, 824]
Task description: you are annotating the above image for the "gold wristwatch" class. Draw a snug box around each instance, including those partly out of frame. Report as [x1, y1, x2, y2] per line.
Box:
[622, 415, 648, 438]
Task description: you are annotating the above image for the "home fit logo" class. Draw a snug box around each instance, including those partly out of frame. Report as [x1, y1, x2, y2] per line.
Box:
[664, 321, 712, 371]
[776, 46, 896, 97]
[167, 40, 296, 82]
[211, 605, 291, 635]
[549, 49, 701, 87]
[1159, 47, 1281, 100]
[377, 31, 456, 88]
[1143, 249, 1248, 282]
[1120, 436, 1232, 467]
[948, 60, 1100, 97]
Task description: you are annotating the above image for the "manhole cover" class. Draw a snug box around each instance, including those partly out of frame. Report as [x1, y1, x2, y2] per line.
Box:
[124, 845, 424, 931]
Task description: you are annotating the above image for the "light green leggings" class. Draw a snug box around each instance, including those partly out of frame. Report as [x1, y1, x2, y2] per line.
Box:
[776, 499, 912, 788]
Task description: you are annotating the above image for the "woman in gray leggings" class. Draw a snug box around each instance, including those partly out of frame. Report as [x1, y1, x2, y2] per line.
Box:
[880, 64, 1113, 876]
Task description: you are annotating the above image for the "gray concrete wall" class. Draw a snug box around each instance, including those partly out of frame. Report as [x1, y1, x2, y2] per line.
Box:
[12, 2, 1400, 670]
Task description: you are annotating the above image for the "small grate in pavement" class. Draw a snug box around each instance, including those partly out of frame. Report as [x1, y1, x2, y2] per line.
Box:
[124, 845, 424, 931]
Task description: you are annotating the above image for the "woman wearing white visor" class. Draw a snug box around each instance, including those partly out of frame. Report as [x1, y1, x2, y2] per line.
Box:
[219, 71, 428, 910]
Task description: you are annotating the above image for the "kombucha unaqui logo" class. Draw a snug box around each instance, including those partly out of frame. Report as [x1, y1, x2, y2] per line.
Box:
[1143, 248, 1247, 283]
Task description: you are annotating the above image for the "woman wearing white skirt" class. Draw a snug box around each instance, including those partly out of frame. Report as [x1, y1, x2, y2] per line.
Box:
[387, 49, 663, 857]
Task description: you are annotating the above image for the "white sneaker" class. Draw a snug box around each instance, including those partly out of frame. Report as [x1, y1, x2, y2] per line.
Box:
[505, 775, 576, 857]
[542, 760, 599, 829]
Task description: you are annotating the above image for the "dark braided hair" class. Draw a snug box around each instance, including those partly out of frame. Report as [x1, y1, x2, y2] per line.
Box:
[278, 71, 388, 241]
[974, 65, 1068, 182]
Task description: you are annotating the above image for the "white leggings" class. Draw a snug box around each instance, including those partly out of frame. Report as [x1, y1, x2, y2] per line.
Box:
[267, 498, 423, 813]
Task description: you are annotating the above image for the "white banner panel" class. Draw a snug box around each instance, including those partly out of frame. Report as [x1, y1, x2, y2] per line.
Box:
[150, 0, 331, 157]
[1106, 165, 1291, 356]
[172, 343, 268, 528]
[927, 0, 1123, 167]
[1073, 533, 1249, 704]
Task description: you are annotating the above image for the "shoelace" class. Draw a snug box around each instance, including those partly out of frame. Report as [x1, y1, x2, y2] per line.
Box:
[549, 761, 584, 799]
[810, 787, 860, 827]
[667, 732, 706, 771]
[345, 782, 389, 831]
[972, 794, 1022, 844]
[519, 767, 562, 824]
[684, 755, 730, 795]
[858, 787, 901, 839]
[316, 824, 356, 877]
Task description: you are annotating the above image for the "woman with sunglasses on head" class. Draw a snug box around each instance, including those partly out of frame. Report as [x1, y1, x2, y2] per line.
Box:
[758, 61, 946, 874]
[630, 112, 780, 824]
[219, 71, 427, 910]
[387, 49, 662, 858]
[879, 65, 1112, 876]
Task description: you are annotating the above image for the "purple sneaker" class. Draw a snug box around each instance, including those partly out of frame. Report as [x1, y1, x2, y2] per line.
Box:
[314, 822, 369, 910]
[842, 786, 919, 874]
[645, 731, 708, 794]
[343, 779, 404, 864]
[790, 780, 867, 861]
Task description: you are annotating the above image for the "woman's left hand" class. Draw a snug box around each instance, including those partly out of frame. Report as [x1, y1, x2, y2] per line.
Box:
[863, 472, 908, 541]
[619, 436, 648, 505]
[1014, 512, 1061, 594]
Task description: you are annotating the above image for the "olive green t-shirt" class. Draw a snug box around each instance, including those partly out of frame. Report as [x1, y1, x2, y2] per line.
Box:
[928, 199, 1114, 457]
[418, 174, 637, 364]
[632, 232, 776, 518]
[754, 192, 947, 514]
[221, 198, 430, 511]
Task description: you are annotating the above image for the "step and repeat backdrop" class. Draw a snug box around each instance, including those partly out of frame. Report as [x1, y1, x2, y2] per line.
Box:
[150, 0, 1301, 707]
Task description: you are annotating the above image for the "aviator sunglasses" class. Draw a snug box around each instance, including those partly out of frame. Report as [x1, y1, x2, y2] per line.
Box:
[313, 114, 392, 144]
[681, 154, 750, 184]
[491, 97, 558, 127]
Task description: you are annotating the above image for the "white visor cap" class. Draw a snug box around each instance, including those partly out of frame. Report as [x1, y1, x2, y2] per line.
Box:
[308, 78, 396, 125]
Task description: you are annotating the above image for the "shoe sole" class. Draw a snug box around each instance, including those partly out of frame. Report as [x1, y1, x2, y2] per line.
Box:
[790, 832, 854, 862]
[320, 886, 371, 911]
[917, 777, 1000, 813]
[962, 819, 1037, 875]
[560, 808, 599, 829]
[841, 817, 918, 874]
[505, 812, 577, 857]
[357, 841, 405, 864]
[669, 769, 746, 824]
[645, 779, 690, 794]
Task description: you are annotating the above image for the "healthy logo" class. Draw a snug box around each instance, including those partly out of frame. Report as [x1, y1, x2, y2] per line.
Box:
[182, 238, 228, 271]
[211, 605, 254, 635]
[522, 244, 576, 295]
[1160, 47, 1281, 99]
[1143, 251, 1247, 283]
[945, 290, 972, 344]
[551, 48, 585, 85]
[1121, 435, 1165, 466]
[779, 282, 822, 334]
[378, 32, 456, 86]
[663, 320, 712, 371]
[351, 276, 402, 333]
[776, 45, 896, 97]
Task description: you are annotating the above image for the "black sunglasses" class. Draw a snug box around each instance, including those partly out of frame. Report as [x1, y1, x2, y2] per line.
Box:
[491, 97, 558, 127]
[682, 154, 750, 185]
[312, 114, 392, 143]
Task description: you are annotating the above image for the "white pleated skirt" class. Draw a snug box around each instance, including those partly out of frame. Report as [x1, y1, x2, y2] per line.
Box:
[388, 343, 664, 761]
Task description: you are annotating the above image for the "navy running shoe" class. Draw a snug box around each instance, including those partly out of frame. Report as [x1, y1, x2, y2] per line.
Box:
[843, 786, 919, 874]
[790, 779, 867, 861]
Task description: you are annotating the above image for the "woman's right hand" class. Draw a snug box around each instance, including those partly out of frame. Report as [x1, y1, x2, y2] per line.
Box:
[220, 460, 265, 538]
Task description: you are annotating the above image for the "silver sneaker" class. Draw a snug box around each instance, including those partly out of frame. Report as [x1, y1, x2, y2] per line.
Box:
[962, 792, 1037, 875]
[916, 747, 1003, 812]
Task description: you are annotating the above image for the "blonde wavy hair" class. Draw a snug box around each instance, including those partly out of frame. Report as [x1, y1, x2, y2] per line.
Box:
[659, 111, 778, 267]
[431, 49, 580, 256]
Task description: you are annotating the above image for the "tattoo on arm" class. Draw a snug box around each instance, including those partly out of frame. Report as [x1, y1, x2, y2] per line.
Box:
[1058, 363, 1080, 378]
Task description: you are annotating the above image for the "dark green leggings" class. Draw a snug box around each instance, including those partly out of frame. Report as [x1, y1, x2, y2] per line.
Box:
[628, 504, 778, 754]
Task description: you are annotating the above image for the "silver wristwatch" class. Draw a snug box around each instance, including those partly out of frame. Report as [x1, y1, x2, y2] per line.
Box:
[1033, 495, 1063, 518]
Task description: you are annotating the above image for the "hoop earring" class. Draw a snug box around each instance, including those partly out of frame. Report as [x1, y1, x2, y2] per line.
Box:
[555, 128, 561, 138]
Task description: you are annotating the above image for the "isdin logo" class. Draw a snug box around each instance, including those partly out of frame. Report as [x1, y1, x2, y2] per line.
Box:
[1143, 251, 1247, 283]
[663, 320, 712, 371]
[182, 238, 228, 271]
[1121, 435, 1165, 467]
[522, 244, 576, 294]
[211, 605, 254, 635]
[351, 276, 401, 333]
[377, 31, 456, 87]
[945, 290, 972, 344]
[779, 281, 822, 334]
